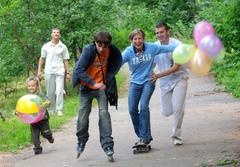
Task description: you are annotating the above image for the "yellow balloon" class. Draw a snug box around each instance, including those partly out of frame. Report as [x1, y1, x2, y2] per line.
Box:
[172, 44, 196, 64]
[16, 95, 41, 114]
[189, 48, 212, 76]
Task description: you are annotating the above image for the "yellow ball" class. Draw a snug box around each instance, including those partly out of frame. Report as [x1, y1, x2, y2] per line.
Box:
[16, 94, 43, 114]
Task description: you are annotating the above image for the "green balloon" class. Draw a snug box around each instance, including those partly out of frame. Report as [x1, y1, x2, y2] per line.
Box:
[173, 44, 196, 64]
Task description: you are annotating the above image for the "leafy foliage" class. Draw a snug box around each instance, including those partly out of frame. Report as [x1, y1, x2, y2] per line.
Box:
[59, 0, 120, 61]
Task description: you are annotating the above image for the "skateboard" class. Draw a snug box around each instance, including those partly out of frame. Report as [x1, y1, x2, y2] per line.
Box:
[132, 143, 151, 154]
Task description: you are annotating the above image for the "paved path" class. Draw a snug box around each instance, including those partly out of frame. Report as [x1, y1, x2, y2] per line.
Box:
[1, 72, 240, 167]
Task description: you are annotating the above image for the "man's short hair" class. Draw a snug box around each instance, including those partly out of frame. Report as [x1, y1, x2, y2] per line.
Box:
[93, 31, 112, 46]
[51, 28, 60, 33]
[128, 29, 145, 40]
[156, 21, 170, 30]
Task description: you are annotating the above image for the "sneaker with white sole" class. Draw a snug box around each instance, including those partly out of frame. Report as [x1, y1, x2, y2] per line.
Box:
[172, 136, 183, 146]
[57, 110, 63, 116]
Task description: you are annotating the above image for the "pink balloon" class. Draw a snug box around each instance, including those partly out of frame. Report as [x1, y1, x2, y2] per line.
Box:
[199, 34, 222, 57]
[194, 21, 215, 45]
[17, 108, 45, 124]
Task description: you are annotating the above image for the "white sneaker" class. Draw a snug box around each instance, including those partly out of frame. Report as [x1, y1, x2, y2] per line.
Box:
[57, 110, 63, 116]
[172, 136, 183, 146]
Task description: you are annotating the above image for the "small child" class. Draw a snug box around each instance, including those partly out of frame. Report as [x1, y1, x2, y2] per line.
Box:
[26, 76, 54, 155]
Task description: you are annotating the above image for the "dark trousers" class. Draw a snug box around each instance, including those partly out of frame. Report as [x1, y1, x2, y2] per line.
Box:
[76, 89, 113, 150]
[30, 119, 52, 148]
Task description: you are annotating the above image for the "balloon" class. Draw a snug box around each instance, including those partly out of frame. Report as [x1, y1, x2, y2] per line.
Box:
[16, 94, 43, 114]
[213, 48, 225, 63]
[16, 109, 45, 124]
[172, 44, 196, 64]
[189, 48, 212, 76]
[194, 21, 215, 45]
[198, 34, 222, 57]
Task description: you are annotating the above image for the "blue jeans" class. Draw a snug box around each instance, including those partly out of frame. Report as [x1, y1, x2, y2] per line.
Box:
[76, 89, 113, 149]
[128, 81, 155, 143]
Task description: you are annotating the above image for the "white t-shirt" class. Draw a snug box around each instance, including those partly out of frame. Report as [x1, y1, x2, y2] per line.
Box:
[154, 38, 188, 93]
[41, 41, 69, 75]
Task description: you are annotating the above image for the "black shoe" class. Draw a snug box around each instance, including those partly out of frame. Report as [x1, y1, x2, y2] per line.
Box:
[104, 146, 114, 156]
[76, 143, 85, 158]
[34, 146, 42, 155]
[48, 136, 54, 144]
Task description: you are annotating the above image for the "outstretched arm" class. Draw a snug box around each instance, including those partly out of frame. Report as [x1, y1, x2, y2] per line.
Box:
[155, 43, 179, 55]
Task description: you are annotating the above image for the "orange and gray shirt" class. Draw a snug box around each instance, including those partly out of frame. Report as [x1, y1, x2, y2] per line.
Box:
[81, 48, 110, 89]
[72, 43, 122, 90]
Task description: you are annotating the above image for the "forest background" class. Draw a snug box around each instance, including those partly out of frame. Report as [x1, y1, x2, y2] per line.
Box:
[0, 0, 239, 152]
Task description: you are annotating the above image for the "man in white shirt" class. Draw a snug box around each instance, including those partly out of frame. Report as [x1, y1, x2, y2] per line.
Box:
[151, 22, 188, 145]
[37, 28, 71, 116]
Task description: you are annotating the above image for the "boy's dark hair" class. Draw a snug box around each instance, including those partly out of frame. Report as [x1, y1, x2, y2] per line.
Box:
[129, 28, 145, 40]
[93, 31, 112, 46]
[156, 21, 170, 30]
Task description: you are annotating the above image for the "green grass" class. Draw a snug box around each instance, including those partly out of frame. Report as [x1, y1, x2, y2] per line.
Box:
[213, 64, 240, 97]
[217, 159, 239, 166]
[0, 72, 125, 153]
[200, 159, 239, 167]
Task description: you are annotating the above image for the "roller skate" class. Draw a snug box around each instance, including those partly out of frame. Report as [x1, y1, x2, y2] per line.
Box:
[76, 143, 85, 158]
[104, 146, 114, 162]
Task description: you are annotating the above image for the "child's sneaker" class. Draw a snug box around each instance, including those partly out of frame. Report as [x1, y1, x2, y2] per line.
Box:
[172, 136, 183, 146]
[48, 136, 54, 144]
[33, 146, 42, 155]
[57, 110, 63, 116]
[76, 143, 85, 158]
